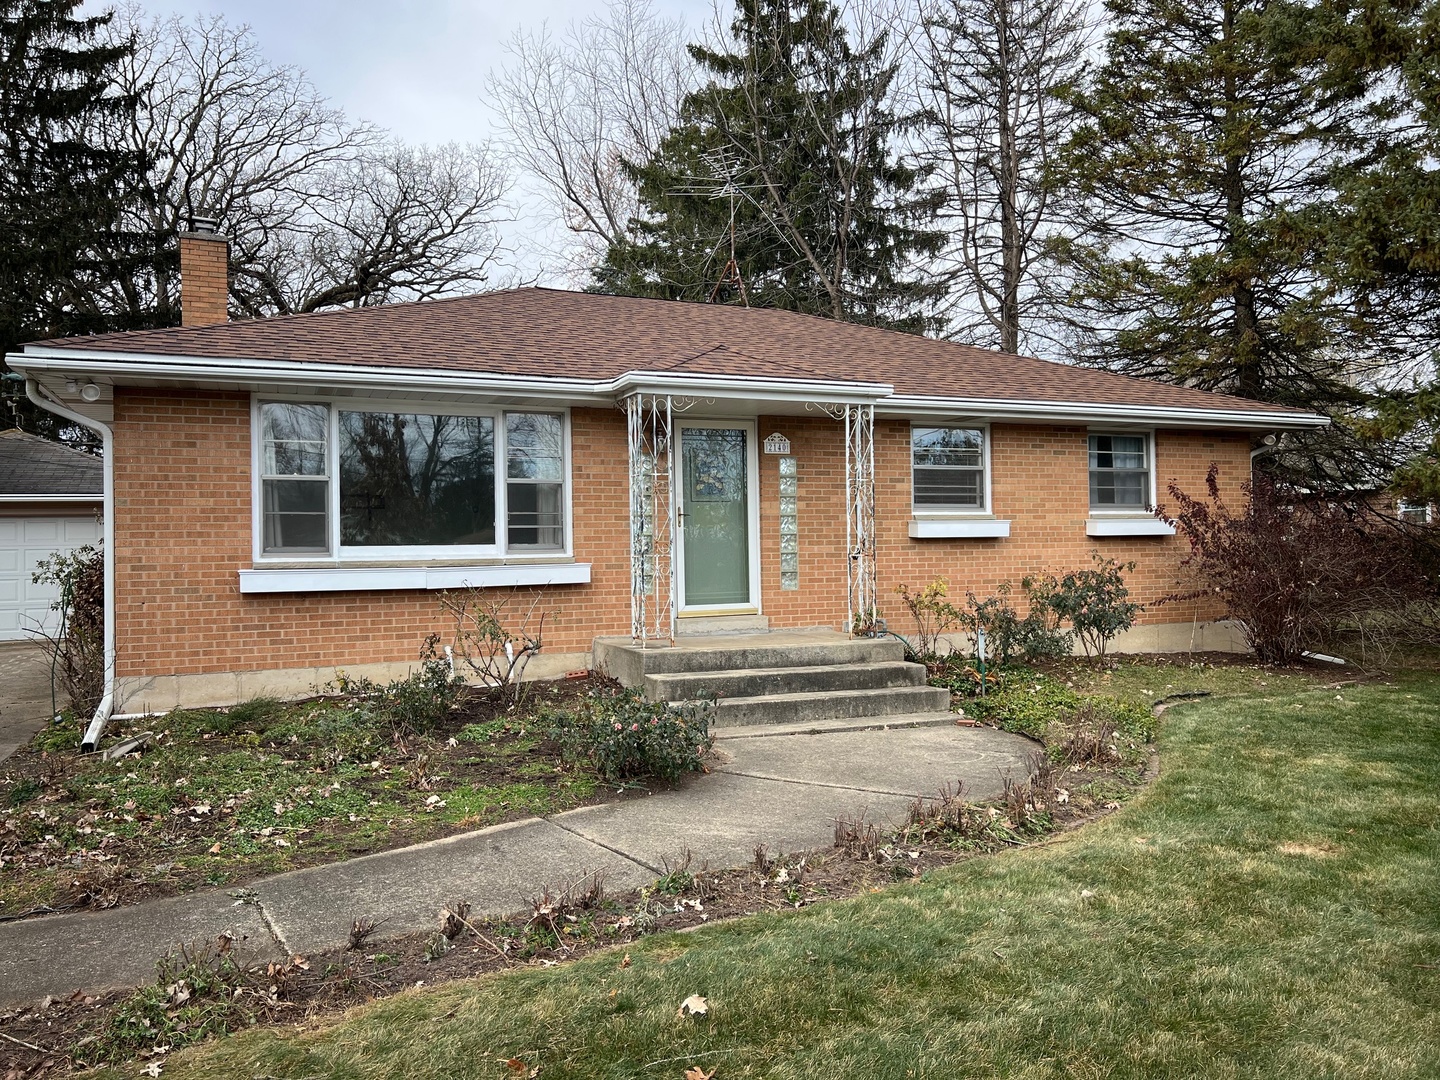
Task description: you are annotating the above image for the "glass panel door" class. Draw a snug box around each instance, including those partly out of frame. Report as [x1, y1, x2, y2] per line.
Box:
[680, 426, 751, 607]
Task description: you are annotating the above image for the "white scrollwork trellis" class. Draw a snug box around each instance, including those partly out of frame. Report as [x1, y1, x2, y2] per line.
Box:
[844, 404, 877, 634]
[624, 394, 683, 645]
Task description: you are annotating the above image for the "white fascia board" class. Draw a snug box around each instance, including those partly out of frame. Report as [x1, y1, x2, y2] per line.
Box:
[10, 350, 894, 408]
[238, 562, 592, 595]
[0, 493, 103, 504]
[610, 370, 892, 404]
[879, 395, 1329, 431]
[12, 347, 606, 403]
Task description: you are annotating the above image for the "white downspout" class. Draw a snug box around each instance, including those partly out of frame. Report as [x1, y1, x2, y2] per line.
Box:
[26, 378, 116, 751]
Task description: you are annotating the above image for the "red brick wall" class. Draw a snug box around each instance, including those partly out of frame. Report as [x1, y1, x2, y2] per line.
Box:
[754, 415, 1246, 627]
[111, 392, 631, 678]
[111, 391, 1247, 679]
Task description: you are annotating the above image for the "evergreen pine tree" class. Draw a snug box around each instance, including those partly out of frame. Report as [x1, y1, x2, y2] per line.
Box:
[1054, 0, 1367, 409]
[593, 0, 944, 333]
[0, 0, 148, 440]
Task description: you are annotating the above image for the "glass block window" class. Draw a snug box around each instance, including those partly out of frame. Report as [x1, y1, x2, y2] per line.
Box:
[778, 456, 799, 589]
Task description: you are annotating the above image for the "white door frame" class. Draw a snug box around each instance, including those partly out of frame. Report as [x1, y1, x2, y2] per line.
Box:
[675, 418, 762, 616]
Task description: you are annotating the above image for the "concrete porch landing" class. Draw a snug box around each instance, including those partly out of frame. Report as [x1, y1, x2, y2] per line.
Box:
[593, 630, 953, 729]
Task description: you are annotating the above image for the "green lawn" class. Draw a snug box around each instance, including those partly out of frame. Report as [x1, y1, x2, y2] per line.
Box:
[97, 667, 1440, 1079]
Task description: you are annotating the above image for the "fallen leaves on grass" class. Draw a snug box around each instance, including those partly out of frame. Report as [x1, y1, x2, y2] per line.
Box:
[679, 993, 709, 1017]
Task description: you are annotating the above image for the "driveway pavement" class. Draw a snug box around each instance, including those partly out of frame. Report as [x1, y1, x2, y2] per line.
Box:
[0, 719, 1036, 1005]
[0, 641, 56, 762]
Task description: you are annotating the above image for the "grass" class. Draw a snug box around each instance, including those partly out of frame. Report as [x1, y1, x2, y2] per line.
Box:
[100, 664, 1440, 1079]
[0, 680, 606, 915]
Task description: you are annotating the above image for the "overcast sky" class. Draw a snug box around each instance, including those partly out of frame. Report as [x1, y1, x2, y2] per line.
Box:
[93, 1, 711, 282]
[128, 0, 706, 143]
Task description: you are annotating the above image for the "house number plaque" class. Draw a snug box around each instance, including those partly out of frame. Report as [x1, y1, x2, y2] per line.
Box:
[763, 432, 791, 455]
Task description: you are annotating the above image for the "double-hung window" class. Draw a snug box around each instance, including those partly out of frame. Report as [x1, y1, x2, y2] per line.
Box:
[1088, 433, 1150, 510]
[259, 402, 567, 558]
[1399, 501, 1432, 525]
[912, 426, 986, 511]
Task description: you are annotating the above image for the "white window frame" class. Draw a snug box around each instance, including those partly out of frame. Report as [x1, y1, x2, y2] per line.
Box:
[910, 422, 994, 516]
[1398, 500, 1432, 525]
[251, 395, 574, 565]
[1086, 429, 1158, 515]
[1085, 428, 1174, 536]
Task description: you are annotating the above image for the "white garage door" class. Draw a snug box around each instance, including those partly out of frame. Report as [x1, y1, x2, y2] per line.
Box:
[0, 516, 103, 642]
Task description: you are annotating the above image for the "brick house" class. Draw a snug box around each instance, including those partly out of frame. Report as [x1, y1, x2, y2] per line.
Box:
[7, 229, 1325, 731]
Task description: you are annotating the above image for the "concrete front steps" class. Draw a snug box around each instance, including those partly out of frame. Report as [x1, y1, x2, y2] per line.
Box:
[592, 630, 953, 730]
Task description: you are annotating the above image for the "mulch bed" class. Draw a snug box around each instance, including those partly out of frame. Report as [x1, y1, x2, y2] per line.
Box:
[0, 675, 648, 921]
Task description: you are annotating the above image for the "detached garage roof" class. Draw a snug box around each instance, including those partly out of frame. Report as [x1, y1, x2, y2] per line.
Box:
[0, 429, 102, 498]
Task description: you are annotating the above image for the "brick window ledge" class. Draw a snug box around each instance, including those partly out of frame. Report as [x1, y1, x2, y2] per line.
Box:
[908, 517, 1011, 539]
[238, 563, 592, 594]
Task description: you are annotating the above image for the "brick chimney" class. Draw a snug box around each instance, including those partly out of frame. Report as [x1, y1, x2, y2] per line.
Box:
[178, 217, 229, 327]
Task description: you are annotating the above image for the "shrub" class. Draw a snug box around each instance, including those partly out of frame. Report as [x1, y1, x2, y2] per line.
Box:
[1025, 555, 1141, 662]
[30, 542, 104, 718]
[334, 638, 461, 737]
[962, 582, 1072, 665]
[547, 687, 713, 781]
[894, 579, 962, 658]
[441, 586, 555, 703]
[1166, 465, 1430, 663]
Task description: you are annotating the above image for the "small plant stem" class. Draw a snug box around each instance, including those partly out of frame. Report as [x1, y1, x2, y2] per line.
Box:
[0, 1030, 48, 1053]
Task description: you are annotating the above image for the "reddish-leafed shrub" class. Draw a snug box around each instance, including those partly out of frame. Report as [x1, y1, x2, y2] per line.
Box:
[1165, 466, 1430, 664]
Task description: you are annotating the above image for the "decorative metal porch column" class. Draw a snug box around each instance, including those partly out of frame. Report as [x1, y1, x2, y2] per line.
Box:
[625, 394, 677, 645]
[844, 403, 877, 634]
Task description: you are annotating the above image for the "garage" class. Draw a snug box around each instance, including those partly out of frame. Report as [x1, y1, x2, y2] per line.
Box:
[0, 429, 103, 642]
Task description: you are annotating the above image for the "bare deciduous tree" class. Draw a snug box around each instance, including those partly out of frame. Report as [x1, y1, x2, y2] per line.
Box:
[487, 0, 694, 277]
[915, 0, 1090, 353]
[94, 6, 508, 320]
[234, 141, 508, 315]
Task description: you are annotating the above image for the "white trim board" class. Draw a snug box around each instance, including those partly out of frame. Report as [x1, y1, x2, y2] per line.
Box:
[238, 562, 592, 594]
[909, 518, 1011, 538]
[10, 347, 1328, 431]
[1085, 518, 1175, 537]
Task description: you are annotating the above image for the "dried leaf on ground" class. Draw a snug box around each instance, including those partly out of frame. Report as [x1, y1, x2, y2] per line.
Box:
[678, 993, 709, 1017]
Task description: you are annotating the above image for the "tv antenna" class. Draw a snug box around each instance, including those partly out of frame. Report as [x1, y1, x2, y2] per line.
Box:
[669, 149, 753, 306]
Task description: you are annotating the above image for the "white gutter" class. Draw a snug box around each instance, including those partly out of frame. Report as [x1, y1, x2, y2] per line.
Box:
[10, 347, 896, 406]
[879, 394, 1329, 431]
[25, 379, 115, 752]
[0, 493, 102, 504]
[11, 346, 1326, 429]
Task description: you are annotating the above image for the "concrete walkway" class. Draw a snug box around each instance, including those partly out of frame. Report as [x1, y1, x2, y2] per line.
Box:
[0, 641, 55, 762]
[0, 721, 1035, 1005]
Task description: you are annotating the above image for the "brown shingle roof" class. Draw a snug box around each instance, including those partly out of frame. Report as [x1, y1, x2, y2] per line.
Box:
[0, 429, 103, 497]
[29, 287, 1308, 417]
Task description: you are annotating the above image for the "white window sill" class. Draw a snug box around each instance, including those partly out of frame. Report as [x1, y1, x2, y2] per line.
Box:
[1086, 517, 1175, 537]
[909, 518, 1011, 539]
[238, 562, 592, 594]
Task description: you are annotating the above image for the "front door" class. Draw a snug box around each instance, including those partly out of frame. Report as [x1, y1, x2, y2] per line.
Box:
[678, 423, 756, 611]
